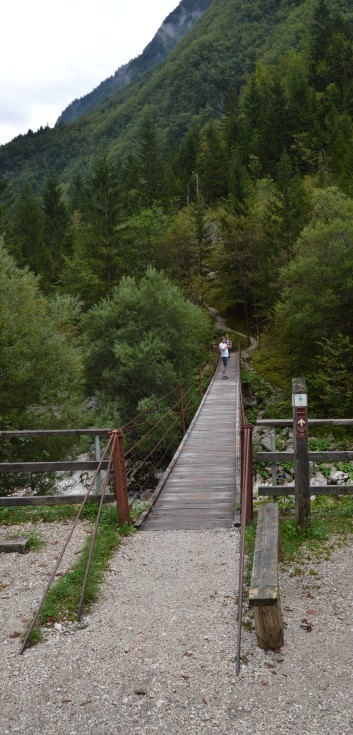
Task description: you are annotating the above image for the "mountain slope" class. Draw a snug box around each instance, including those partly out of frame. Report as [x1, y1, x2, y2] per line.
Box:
[57, 0, 213, 125]
[2, 0, 353, 188]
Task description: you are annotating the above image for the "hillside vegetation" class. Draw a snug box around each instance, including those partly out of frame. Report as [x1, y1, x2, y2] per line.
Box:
[1, 0, 353, 455]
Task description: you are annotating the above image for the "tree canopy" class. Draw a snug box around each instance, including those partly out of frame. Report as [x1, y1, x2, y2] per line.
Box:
[82, 267, 212, 423]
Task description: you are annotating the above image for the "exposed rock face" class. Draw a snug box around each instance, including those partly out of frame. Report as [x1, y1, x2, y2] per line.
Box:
[57, 0, 213, 124]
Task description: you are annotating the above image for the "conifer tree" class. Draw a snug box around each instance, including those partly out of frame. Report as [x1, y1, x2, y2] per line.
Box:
[42, 171, 69, 284]
[7, 180, 48, 281]
[136, 115, 163, 207]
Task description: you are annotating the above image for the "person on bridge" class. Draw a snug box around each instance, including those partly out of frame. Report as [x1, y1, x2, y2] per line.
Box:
[219, 335, 229, 379]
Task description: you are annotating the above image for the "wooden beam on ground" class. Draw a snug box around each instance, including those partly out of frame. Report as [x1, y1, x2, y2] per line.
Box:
[0, 537, 30, 553]
[249, 503, 283, 650]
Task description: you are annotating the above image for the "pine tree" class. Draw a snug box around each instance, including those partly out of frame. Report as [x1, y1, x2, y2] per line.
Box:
[42, 171, 69, 284]
[7, 180, 48, 281]
[136, 115, 163, 207]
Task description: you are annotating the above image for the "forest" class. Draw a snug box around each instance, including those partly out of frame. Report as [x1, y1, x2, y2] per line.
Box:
[1, 0, 353, 484]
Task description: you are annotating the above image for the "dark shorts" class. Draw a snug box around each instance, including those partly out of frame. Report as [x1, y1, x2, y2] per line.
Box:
[222, 356, 228, 367]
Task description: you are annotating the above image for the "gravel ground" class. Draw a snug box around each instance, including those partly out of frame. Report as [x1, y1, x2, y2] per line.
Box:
[0, 523, 353, 735]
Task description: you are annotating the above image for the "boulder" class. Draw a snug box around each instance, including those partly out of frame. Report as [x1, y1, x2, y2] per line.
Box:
[329, 469, 349, 485]
[310, 472, 327, 487]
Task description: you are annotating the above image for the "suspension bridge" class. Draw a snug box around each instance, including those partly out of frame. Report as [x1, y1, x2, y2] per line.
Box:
[140, 355, 241, 530]
[0, 347, 251, 658]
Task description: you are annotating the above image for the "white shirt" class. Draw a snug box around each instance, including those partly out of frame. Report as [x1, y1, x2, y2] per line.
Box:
[219, 341, 229, 358]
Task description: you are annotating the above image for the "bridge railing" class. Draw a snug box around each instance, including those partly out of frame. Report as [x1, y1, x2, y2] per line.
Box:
[236, 343, 254, 675]
[0, 350, 220, 510]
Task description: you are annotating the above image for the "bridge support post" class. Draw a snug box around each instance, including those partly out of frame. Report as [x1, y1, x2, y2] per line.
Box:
[292, 378, 310, 529]
[241, 425, 253, 525]
[110, 430, 130, 524]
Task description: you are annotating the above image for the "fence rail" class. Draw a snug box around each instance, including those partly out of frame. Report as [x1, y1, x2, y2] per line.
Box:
[0, 353, 219, 506]
[0, 494, 116, 507]
[0, 429, 111, 437]
[0, 461, 109, 473]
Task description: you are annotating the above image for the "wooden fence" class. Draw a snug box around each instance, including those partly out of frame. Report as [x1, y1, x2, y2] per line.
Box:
[0, 428, 118, 509]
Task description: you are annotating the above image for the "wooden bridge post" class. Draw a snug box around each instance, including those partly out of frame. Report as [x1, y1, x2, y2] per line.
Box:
[110, 430, 130, 524]
[292, 378, 310, 529]
[241, 425, 253, 525]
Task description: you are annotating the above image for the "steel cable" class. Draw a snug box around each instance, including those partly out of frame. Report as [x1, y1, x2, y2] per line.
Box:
[19, 433, 114, 655]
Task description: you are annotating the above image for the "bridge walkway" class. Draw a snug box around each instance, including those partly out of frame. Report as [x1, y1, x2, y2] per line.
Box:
[141, 355, 241, 531]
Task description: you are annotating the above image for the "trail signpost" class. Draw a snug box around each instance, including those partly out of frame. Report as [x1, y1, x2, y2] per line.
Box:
[292, 378, 310, 528]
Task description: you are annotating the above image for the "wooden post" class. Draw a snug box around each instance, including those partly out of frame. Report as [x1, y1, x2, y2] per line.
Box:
[292, 378, 310, 529]
[111, 430, 130, 524]
[199, 366, 203, 400]
[271, 427, 277, 503]
[245, 425, 253, 524]
[253, 598, 284, 650]
[240, 426, 253, 525]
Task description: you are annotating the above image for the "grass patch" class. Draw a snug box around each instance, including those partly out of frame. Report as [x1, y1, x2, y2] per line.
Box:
[245, 495, 353, 583]
[38, 507, 130, 625]
[26, 531, 46, 551]
[0, 504, 79, 526]
[19, 503, 137, 648]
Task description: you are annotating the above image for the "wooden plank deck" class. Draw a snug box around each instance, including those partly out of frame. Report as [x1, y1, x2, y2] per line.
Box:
[141, 357, 241, 530]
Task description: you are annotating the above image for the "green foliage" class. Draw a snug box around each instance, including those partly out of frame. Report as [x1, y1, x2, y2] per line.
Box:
[82, 267, 212, 423]
[274, 187, 353, 372]
[0, 242, 87, 492]
[6, 180, 47, 279]
[309, 335, 353, 416]
[26, 531, 46, 551]
[41, 171, 69, 286]
[308, 436, 331, 451]
[246, 496, 353, 589]
[3, 0, 353, 423]
[241, 365, 270, 407]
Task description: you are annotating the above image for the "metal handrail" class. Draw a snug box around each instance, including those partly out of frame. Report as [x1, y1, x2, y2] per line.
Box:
[236, 344, 254, 676]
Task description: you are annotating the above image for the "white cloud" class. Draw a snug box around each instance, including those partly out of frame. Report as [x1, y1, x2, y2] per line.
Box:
[0, 0, 179, 145]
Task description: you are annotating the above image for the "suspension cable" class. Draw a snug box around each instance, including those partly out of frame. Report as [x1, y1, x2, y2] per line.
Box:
[19, 433, 114, 655]
[128, 414, 180, 482]
[76, 436, 116, 621]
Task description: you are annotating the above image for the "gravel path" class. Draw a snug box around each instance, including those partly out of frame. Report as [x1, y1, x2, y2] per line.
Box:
[1, 523, 353, 734]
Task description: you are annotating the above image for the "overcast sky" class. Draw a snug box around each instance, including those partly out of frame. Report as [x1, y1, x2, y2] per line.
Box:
[0, 0, 179, 146]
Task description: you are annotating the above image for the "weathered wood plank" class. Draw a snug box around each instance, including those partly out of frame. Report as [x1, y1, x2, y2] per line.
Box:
[253, 597, 284, 650]
[0, 494, 116, 507]
[0, 537, 30, 553]
[142, 518, 233, 530]
[141, 359, 240, 530]
[0, 461, 110, 473]
[249, 503, 283, 650]
[249, 504, 279, 606]
[257, 419, 353, 426]
[257, 451, 353, 462]
[258, 485, 353, 497]
[0, 429, 111, 437]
